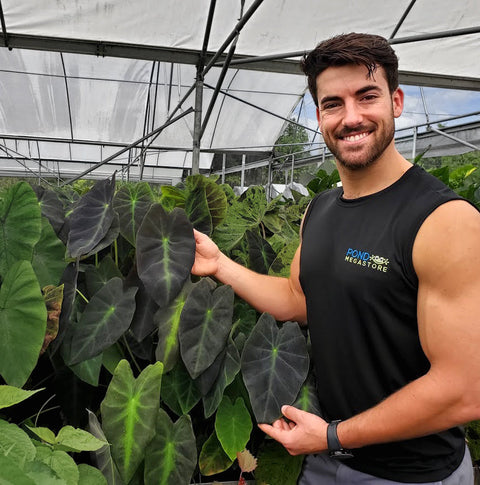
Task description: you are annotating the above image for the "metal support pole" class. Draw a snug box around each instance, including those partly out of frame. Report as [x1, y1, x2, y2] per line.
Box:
[240, 154, 246, 190]
[411, 126, 418, 161]
[221, 153, 226, 184]
[290, 154, 295, 185]
[267, 157, 273, 202]
[192, 65, 204, 175]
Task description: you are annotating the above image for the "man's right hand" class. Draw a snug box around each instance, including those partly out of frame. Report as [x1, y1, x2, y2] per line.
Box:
[191, 229, 222, 277]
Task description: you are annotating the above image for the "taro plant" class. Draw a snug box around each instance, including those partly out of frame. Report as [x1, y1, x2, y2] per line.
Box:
[0, 174, 317, 485]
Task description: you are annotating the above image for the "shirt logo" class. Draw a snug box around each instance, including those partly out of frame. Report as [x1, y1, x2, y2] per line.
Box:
[344, 248, 390, 273]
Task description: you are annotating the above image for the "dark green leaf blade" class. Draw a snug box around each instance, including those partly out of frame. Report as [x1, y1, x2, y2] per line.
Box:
[144, 408, 197, 485]
[66, 176, 116, 258]
[67, 277, 137, 365]
[0, 182, 42, 278]
[136, 205, 195, 308]
[179, 280, 234, 379]
[113, 183, 154, 246]
[241, 313, 309, 423]
[0, 260, 47, 387]
[246, 230, 276, 274]
[32, 217, 68, 288]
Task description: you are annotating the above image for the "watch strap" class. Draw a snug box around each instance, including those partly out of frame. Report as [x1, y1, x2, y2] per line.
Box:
[326, 420, 354, 459]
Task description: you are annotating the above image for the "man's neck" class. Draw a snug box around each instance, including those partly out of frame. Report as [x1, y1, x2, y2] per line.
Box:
[337, 150, 412, 200]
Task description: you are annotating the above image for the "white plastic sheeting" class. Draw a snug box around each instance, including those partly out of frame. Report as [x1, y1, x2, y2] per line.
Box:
[0, 0, 479, 182]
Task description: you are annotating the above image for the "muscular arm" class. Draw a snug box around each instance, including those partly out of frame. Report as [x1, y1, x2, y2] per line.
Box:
[260, 199, 480, 454]
[191, 229, 307, 323]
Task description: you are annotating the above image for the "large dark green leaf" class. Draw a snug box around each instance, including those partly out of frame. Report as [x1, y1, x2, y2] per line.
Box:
[66, 176, 116, 258]
[0, 182, 42, 278]
[66, 277, 137, 365]
[179, 280, 234, 379]
[144, 408, 197, 485]
[203, 335, 241, 418]
[184, 175, 228, 234]
[268, 238, 300, 277]
[0, 260, 47, 387]
[33, 185, 66, 236]
[241, 313, 309, 423]
[155, 280, 193, 372]
[246, 229, 276, 274]
[185, 186, 212, 235]
[101, 360, 163, 484]
[32, 217, 67, 288]
[136, 205, 195, 308]
[113, 183, 154, 246]
[160, 362, 201, 416]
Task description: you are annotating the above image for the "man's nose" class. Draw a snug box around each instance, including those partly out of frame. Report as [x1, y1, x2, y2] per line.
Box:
[342, 100, 363, 128]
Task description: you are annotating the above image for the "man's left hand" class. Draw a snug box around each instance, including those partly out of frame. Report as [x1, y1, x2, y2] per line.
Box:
[258, 405, 329, 455]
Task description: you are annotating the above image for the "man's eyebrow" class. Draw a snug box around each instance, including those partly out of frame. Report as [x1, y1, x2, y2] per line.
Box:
[319, 85, 383, 106]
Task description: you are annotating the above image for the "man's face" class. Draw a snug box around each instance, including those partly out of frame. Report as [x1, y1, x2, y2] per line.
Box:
[315, 64, 404, 171]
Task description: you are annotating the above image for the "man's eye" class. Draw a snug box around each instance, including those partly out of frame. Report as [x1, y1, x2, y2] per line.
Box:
[322, 103, 339, 110]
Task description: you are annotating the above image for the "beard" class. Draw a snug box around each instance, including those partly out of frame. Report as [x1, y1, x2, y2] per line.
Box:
[324, 115, 396, 171]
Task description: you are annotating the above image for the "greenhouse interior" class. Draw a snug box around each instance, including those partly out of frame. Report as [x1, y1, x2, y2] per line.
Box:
[0, 0, 479, 191]
[1, 2, 480, 485]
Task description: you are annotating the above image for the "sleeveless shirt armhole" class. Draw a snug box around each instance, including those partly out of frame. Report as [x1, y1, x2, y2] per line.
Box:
[403, 194, 468, 288]
[301, 193, 321, 237]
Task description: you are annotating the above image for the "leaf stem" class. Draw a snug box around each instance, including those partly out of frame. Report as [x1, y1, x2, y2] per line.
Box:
[76, 288, 89, 303]
[122, 335, 142, 374]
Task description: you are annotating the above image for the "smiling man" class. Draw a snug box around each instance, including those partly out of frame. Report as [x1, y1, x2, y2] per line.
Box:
[192, 33, 480, 484]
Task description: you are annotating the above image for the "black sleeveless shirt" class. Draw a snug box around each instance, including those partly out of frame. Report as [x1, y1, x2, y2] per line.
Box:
[300, 165, 467, 482]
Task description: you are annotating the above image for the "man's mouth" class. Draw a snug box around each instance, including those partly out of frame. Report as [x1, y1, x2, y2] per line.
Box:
[340, 131, 370, 142]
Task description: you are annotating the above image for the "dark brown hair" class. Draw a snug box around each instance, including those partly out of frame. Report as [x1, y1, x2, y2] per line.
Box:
[300, 32, 399, 106]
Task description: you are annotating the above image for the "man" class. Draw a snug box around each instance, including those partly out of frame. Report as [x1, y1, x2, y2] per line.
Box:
[192, 33, 480, 484]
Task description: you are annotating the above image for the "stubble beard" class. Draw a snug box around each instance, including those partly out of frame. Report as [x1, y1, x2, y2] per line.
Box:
[325, 117, 396, 171]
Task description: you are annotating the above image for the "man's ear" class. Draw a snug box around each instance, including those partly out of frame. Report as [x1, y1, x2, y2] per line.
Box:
[393, 87, 404, 119]
[316, 106, 321, 129]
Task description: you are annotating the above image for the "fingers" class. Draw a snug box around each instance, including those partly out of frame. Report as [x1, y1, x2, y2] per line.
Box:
[281, 405, 306, 423]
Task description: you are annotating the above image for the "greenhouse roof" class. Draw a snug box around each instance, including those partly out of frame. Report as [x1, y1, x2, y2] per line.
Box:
[0, 0, 479, 184]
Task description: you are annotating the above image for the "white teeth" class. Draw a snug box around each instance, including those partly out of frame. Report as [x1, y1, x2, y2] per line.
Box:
[344, 132, 368, 142]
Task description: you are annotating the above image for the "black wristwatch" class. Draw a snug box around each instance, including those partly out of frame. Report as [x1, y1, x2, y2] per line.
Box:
[327, 420, 354, 459]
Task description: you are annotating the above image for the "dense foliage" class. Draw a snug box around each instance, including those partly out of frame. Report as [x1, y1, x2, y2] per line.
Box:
[0, 154, 478, 484]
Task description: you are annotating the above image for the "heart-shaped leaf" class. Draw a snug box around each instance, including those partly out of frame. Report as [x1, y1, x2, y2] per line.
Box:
[100, 360, 163, 484]
[66, 176, 116, 258]
[66, 277, 137, 365]
[144, 408, 197, 485]
[33, 185, 66, 237]
[241, 313, 309, 423]
[136, 205, 195, 308]
[0, 260, 47, 387]
[179, 280, 234, 379]
[0, 182, 42, 278]
[215, 396, 252, 461]
[113, 183, 154, 246]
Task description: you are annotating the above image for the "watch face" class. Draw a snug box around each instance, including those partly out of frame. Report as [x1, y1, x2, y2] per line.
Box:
[329, 450, 355, 460]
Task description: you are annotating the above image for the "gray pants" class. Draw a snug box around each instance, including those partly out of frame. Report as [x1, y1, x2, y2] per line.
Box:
[299, 445, 474, 484]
